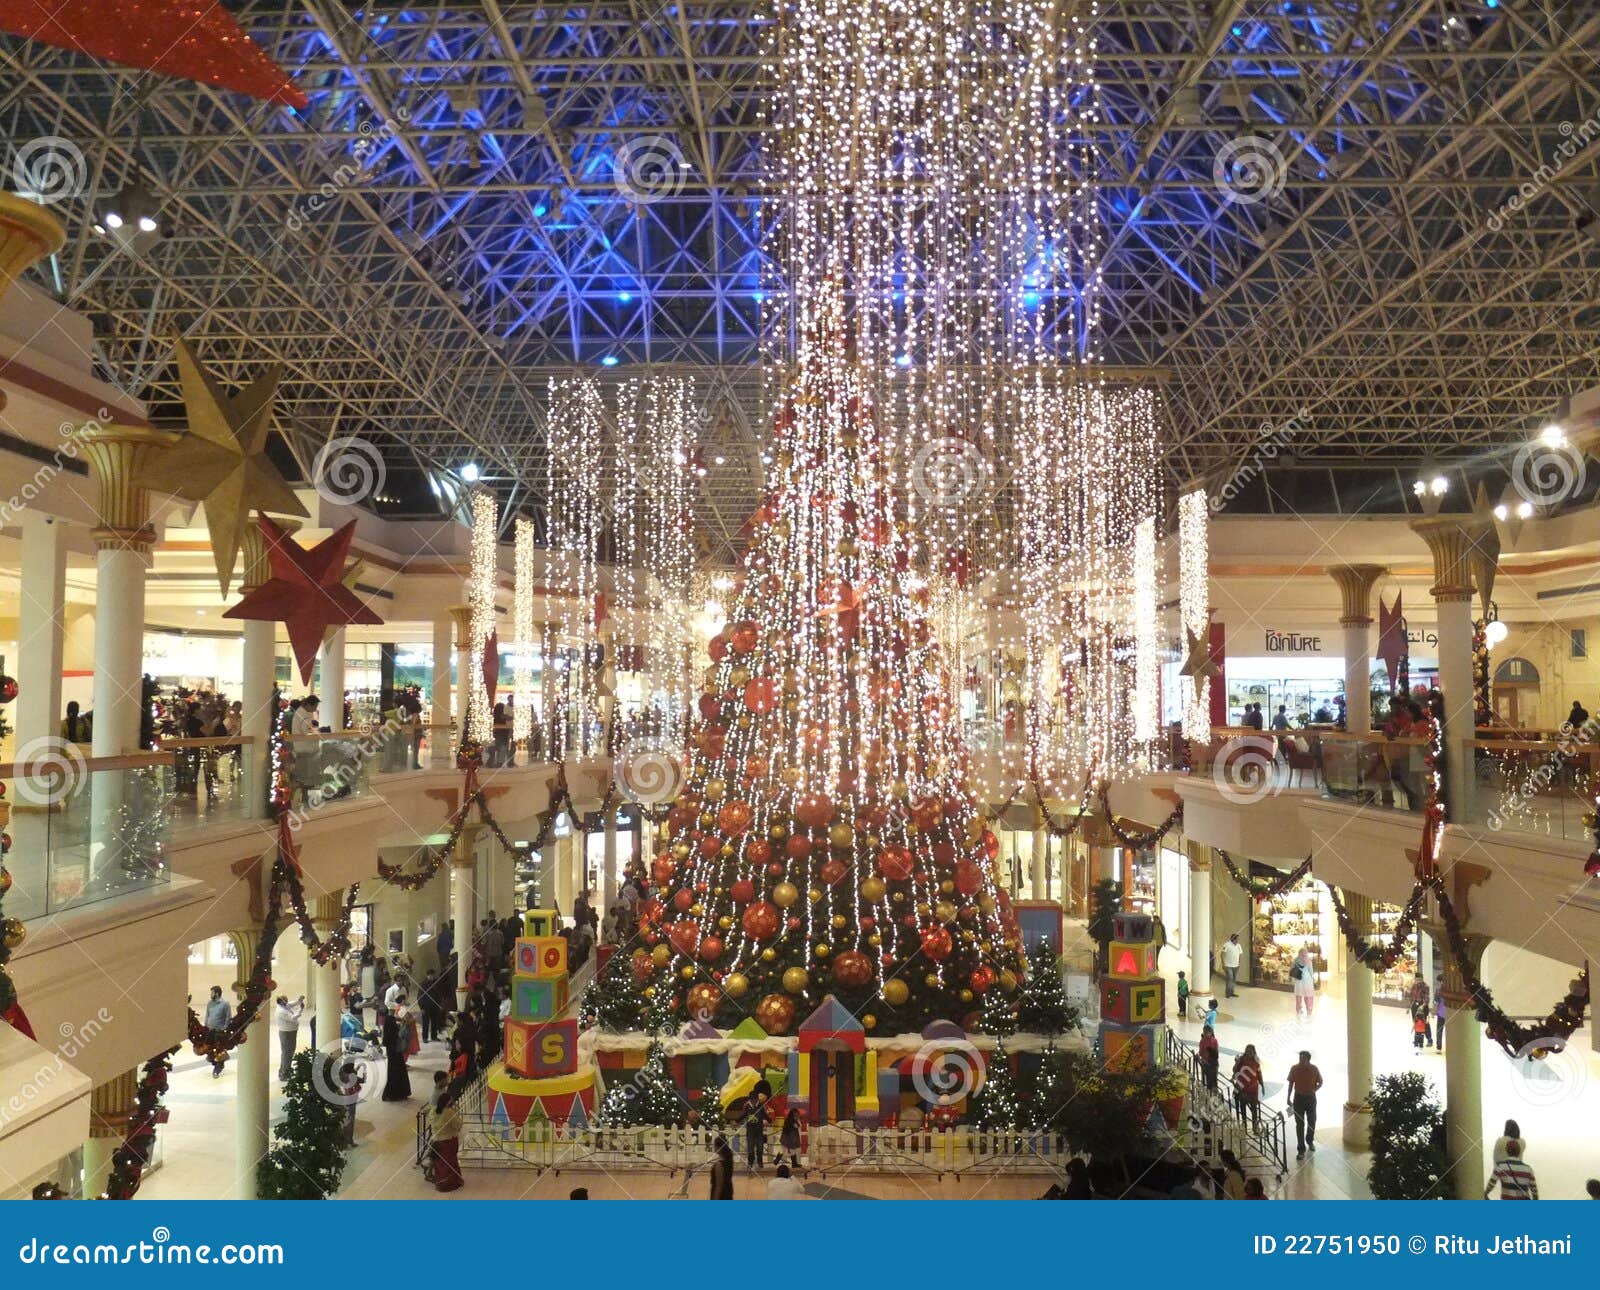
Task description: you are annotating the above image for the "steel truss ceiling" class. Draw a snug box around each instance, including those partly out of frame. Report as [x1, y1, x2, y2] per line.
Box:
[4, 0, 1600, 559]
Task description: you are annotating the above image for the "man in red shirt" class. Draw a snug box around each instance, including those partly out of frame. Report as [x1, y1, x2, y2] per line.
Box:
[1286, 1050, 1324, 1159]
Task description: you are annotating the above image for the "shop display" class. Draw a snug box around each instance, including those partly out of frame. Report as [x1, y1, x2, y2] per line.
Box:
[1250, 876, 1331, 988]
[1371, 901, 1420, 1004]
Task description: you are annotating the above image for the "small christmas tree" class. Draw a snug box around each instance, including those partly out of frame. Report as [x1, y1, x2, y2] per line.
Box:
[1027, 1046, 1071, 1131]
[580, 950, 644, 1032]
[1016, 939, 1079, 1036]
[967, 1042, 1021, 1129]
[1367, 1071, 1449, 1199]
[599, 1039, 686, 1128]
[256, 1050, 349, 1199]
[695, 1081, 726, 1130]
[1087, 877, 1124, 977]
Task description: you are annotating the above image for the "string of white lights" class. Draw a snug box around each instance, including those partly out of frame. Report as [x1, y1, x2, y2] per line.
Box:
[467, 487, 498, 746]
[1180, 487, 1211, 742]
[513, 515, 535, 743]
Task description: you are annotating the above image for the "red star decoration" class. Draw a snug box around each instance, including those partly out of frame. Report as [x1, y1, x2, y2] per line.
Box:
[224, 517, 382, 683]
[483, 629, 499, 707]
[1376, 591, 1406, 693]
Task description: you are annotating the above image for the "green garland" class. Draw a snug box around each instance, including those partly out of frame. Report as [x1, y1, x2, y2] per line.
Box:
[1215, 849, 1313, 900]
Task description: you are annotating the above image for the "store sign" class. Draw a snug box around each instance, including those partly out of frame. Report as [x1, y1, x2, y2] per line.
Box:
[1405, 626, 1438, 649]
[1265, 629, 1323, 653]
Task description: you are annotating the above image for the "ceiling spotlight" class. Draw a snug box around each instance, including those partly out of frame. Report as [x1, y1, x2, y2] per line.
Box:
[460, 462, 481, 483]
[1516, 501, 1533, 519]
[1430, 474, 1449, 496]
[1540, 422, 1566, 447]
[97, 175, 162, 240]
[1493, 503, 1509, 521]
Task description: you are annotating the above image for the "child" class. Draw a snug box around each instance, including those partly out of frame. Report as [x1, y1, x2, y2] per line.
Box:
[1176, 970, 1190, 1019]
[1203, 998, 1219, 1030]
[1412, 1004, 1428, 1049]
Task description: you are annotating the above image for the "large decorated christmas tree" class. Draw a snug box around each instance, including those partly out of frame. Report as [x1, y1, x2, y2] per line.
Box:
[628, 290, 1025, 1036]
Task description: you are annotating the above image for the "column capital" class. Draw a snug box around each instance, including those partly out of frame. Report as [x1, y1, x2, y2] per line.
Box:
[1328, 564, 1387, 626]
[0, 192, 66, 300]
[87, 1067, 139, 1140]
[1434, 928, 1491, 1006]
[78, 424, 172, 552]
[453, 821, 484, 866]
[239, 517, 303, 592]
[1341, 889, 1374, 933]
[226, 929, 259, 993]
[449, 604, 473, 650]
[1409, 515, 1495, 604]
[311, 891, 343, 928]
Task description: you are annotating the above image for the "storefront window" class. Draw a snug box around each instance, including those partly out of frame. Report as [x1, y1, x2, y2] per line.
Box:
[1371, 901, 1419, 1004]
[1250, 875, 1331, 987]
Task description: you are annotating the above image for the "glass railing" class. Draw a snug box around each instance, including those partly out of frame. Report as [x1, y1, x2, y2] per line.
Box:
[1195, 727, 1428, 812]
[3, 750, 177, 922]
[283, 729, 379, 809]
[1469, 736, 1596, 841]
[1315, 731, 1429, 812]
[158, 736, 252, 824]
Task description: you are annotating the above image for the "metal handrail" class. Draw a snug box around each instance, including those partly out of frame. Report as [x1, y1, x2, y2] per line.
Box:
[1166, 1029, 1288, 1175]
[0, 750, 171, 779]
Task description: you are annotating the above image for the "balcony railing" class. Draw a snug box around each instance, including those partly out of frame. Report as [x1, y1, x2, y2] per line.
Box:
[2, 750, 177, 922]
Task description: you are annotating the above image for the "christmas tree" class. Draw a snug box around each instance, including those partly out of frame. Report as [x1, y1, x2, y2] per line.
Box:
[598, 1039, 687, 1127]
[629, 290, 1025, 1035]
[967, 1042, 1021, 1129]
[1016, 939, 1080, 1036]
[256, 1050, 350, 1199]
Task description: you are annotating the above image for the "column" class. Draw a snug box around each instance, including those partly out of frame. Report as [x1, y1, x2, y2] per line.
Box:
[452, 824, 481, 1011]
[450, 604, 474, 746]
[430, 612, 454, 767]
[321, 628, 347, 731]
[1029, 812, 1048, 902]
[541, 624, 561, 759]
[313, 892, 344, 1053]
[1341, 892, 1375, 1149]
[1329, 565, 1386, 737]
[1187, 842, 1212, 995]
[238, 526, 288, 820]
[229, 929, 270, 1200]
[555, 831, 576, 916]
[11, 509, 68, 908]
[540, 829, 560, 913]
[1410, 517, 1491, 819]
[1440, 931, 1489, 1201]
[602, 809, 618, 920]
[79, 426, 171, 871]
[79, 1067, 137, 1199]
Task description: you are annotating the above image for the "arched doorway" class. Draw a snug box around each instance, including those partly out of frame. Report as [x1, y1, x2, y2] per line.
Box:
[1492, 656, 1540, 727]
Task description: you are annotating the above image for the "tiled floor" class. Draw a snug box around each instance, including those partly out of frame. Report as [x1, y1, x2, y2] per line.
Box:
[136, 940, 1600, 1202]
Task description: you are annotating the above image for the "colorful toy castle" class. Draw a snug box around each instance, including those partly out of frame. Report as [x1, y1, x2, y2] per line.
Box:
[1097, 910, 1166, 1073]
[484, 908, 598, 1129]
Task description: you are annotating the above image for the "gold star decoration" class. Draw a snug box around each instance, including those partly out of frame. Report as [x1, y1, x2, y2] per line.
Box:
[141, 338, 307, 595]
[1179, 616, 1220, 699]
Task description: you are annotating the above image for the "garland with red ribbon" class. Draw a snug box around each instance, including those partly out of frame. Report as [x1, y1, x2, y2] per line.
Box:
[100, 1046, 180, 1200]
[1324, 879, 1428, 971]
[1215, 849, 1314, 901]
[1094, 780, 1183, 849]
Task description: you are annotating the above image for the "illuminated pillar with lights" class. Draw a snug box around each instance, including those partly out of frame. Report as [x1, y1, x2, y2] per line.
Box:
[430, 611, 454, 767]
[238, 524, 291, 820]
[450, 605, 473, 754]
[1329, 565, 1386, 738]
[1029, 813, 1048, 902]
[1409, 518, 1485, 819]
[1439, 930, 1489, 1200]
[452, 824, 482, 1013]
[602, 808, 618, 920]
[1341, 891, 1375, 1149]
[313, 891, 344, 1054]
[1186, 842, 1211, 997]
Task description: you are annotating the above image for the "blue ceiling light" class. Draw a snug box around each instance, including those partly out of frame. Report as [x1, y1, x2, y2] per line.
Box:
[617, 290, 633, 303]
[459, 462, 481, 483]
[895, 353, 912, 367]
[533, 202, 548, 218]
[1022, 289, 1041, 307]
[600, 354, 620, 367]
[1231, 24, 1244, 36]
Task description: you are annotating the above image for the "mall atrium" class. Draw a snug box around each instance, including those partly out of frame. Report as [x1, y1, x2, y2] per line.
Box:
[0, 0, 1597, 1204]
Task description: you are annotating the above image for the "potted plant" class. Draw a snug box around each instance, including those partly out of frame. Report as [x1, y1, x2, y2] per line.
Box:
[1152, 1066, 1188, 1129]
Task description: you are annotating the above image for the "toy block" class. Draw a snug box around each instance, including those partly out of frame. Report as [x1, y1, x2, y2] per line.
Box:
[1100, 1022, 1164, 1073]
[1107, 940, 1160, 980]
[522, 908, 561, 938]
[515, 935, 568, 978]
[511, 974, 570, 1022]
[503, 1018, 578, 1078]
[1099, 976, 1165, 1025]
[1111, 911, 1154, 943]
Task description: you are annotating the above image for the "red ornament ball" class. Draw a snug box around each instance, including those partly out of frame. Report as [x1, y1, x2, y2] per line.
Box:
[920, 926, 953, 961]
[651, 854, 677, 884]
[698, 693, 722, 722]
[755, 994, 796, 1035]
[746, 839, 773, 866]
[743, 676, 778, 714]
[730, 879, 756, 904]
[793, 792, 835, 831]
[970, 965, 997, 994]
[673, 889, 695, 913]
[742, 901, 780, 940]
[819, 858, 847, 887]
[708, 634, 729, 663]
[717, 800, 754, 836]
[955, 860, 982, 897]
[980, 829, 1000, 861]
[669, 920, 701, 957]
[833, 950, 873, 989]
[729, 620, 761, 654]
[687, 982, 722, 1017]
[699, 936, 724, 962]
[0, 676, 17, 703]
[877, 845, 914, 881]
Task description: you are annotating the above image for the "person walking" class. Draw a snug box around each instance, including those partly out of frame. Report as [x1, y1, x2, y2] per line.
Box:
[708, 1134, 735, 1199]
[274, 994, 304, 1082]
[1408, 974, 1432, 1046]
[775, 1107, 802, 1167]
[338, 1061, 362, 1147]
[203, 986, 232, 1078]
[1411, 1005, 1428, 1049]
[1291, 946, 1317, 1019]
[381, 1009, 411, 1102]
[1218, 1148, 1249, 1199]
[1492, 1119, 1524, 1167]
[427, 1075, 464, 1192]
[743, 1092, 768, 1171]
[1486, 1140, 1538, 1199]
[1286, 1049, 1323, 1158]
[1231, 1044, 1263, 1131]
[1434, 991, 1446, 1053]
[1197, 1023, 1220, 1093]
[1219, 933, 1243, 998]
[1203, 997, 1219, 1030]
[1175, 970, 1190, 1020]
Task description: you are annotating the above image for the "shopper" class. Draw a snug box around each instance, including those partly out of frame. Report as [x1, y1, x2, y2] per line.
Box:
[1061, 1157, 1094, 1198]
[381, 1009, 411, 1101]
[1175, 969, 1190, 1020]
[274, 994, 304, 1082]
[766, 1164, 803, 1199]
[1434, 991, 1445, 1052]
[708, 1134, 735, 1199]
[338, 1061, 362, 1146]
[743, 1091, 768, 1170]
[776, 1107, 803, 1167]
[1231, 1044, 1263, 1130]
[1203, 997, 1219, 1030]
[1486, 1140, 1538, 1199]
[1219, 934, 1244, 998]
[1492, 1119, 1523, 1166]
[1271, 704, 1290, 732]
[428, 1083, 464, 1193]
[1242, 1178, 1269, 1199]
[203, 986, 232, 1078]
[1197, 1023, 1220, 1093]
[1218, 1148, 1249, 1199]
[1411, 1005, 1428, 1049]
[1286, 1049, 1323, 1158]
[1568, 699, 1590, 731]
[1291, 946, 1317, 1018]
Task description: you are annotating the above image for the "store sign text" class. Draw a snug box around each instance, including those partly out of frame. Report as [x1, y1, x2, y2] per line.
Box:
[1265, 630, 1323, 654]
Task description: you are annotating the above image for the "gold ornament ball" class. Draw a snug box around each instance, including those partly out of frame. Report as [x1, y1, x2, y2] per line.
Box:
[807, 887, 823, 904]
[704, 778, 727, 801]
[881, 978, 909, 1006]
[935, 901, 957, 923]
[651, 943, 672, 967]
[761, 948, 777, 962]
[690, 902, 704, 916]
[939, 880, 954, 894]
[862, 1014, 876, 1029]
[959, 989, 974, 1003]
[892, 891, 907, 903]
[860, 876, 886, 902]
[2, 917, 24, 950]
[672, 842, 691, 860]
[782, 967, 809, 994]
[736, 715, 752, 730]
[978, 894, 996, 914]
[999, 969, 1019, 993]
[680, 965, 698, 981]
[813, 943, 831, 958]
[725, 972, 750, 998]
[924, 972, 941, 988]
[719, 843, 735, 858]
[781, 766, 804, 788]
[772, 881, 800, 909]
[828, 823, 853, 848]
[642, 986, 656, 999]
[916, 902, 932, 919]
[867, 933, 882, 947]
[718, 915, 733, 930]
[699, 810, 716, 829]
[890, 779, 909, 799]
[831, 914, 847, 930]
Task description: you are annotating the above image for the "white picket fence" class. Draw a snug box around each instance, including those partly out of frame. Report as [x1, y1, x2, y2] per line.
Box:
[454, 1119, 1072, 1177]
